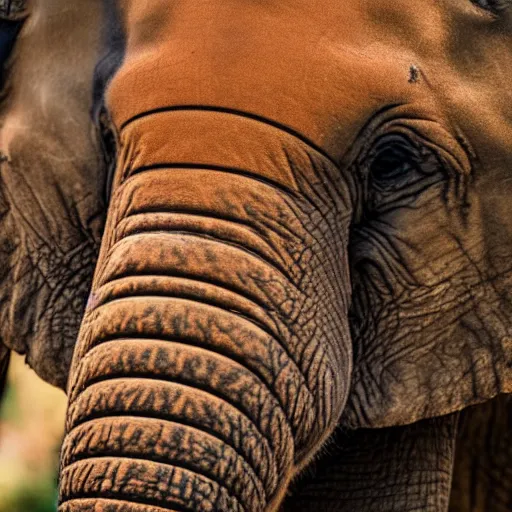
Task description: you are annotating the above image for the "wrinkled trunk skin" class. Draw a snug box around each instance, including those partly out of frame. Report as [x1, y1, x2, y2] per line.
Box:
[58, 110, 353, 511]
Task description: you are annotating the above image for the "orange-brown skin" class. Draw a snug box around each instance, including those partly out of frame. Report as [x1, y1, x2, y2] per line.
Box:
[0, 0, 511, 511]
[105, 0, 512, 427]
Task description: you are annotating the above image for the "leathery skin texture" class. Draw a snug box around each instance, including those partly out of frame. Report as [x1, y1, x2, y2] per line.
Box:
[282, 413, 459, 512]
[450, 395, 512, 512]
[58, 0, 512, 510]
[0, 0, 105, 389]
[0, 0, 510, 510]
[60, 111, 353, 511]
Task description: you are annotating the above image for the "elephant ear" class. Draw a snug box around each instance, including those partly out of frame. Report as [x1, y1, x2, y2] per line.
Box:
[0, 0, 107, 389]
[0, 1, 21, 401]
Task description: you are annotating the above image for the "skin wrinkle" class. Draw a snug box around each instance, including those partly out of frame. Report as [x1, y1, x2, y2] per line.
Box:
[67, 339, 286, 470]
[0, 0, 105, 387]
[63, 416, 268, 508]
[117, 212, 291, 272]
[450, 395, 512, 512]
[62, 108, 352, 509]
[65, 378, 279, 485]
[77, 297, 318, 434]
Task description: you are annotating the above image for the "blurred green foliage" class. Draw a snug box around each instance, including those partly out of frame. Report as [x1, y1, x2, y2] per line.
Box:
[0, 354, 66, 512]
[0, 479, 58, 512]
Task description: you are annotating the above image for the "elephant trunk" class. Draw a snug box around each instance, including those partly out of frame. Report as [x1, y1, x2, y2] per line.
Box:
[58, 110, 353, 511]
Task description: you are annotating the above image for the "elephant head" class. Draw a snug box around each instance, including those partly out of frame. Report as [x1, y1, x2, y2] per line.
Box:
[1, 0, 511, 510]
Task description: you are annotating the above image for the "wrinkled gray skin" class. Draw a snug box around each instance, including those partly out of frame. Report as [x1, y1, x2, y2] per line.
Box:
[0, 1, 511, 511]
[0, 0, 104, 389]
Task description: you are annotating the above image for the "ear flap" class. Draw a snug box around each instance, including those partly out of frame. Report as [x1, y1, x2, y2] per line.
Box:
[0, 0, 107, 388]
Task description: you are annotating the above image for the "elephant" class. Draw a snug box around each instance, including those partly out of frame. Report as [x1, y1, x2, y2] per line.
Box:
[0, 0, 511, 510]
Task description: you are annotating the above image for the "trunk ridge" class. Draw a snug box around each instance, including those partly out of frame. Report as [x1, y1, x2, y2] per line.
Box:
[60, 111, 352, 511]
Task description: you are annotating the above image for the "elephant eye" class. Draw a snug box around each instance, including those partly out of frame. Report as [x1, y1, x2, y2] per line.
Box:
[369, 144, 418, 187]
[365, 139, 445, 213]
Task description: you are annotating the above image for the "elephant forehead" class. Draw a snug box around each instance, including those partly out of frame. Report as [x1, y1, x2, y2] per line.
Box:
[106, 1, 431, 161]
[107, 0, 511, 163]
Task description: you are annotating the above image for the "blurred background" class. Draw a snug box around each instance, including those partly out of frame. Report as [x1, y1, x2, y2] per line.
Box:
[0, 353, 66, 512]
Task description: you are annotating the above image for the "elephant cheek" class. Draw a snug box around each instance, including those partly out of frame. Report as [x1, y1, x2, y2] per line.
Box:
[58, 112, 352, 512]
